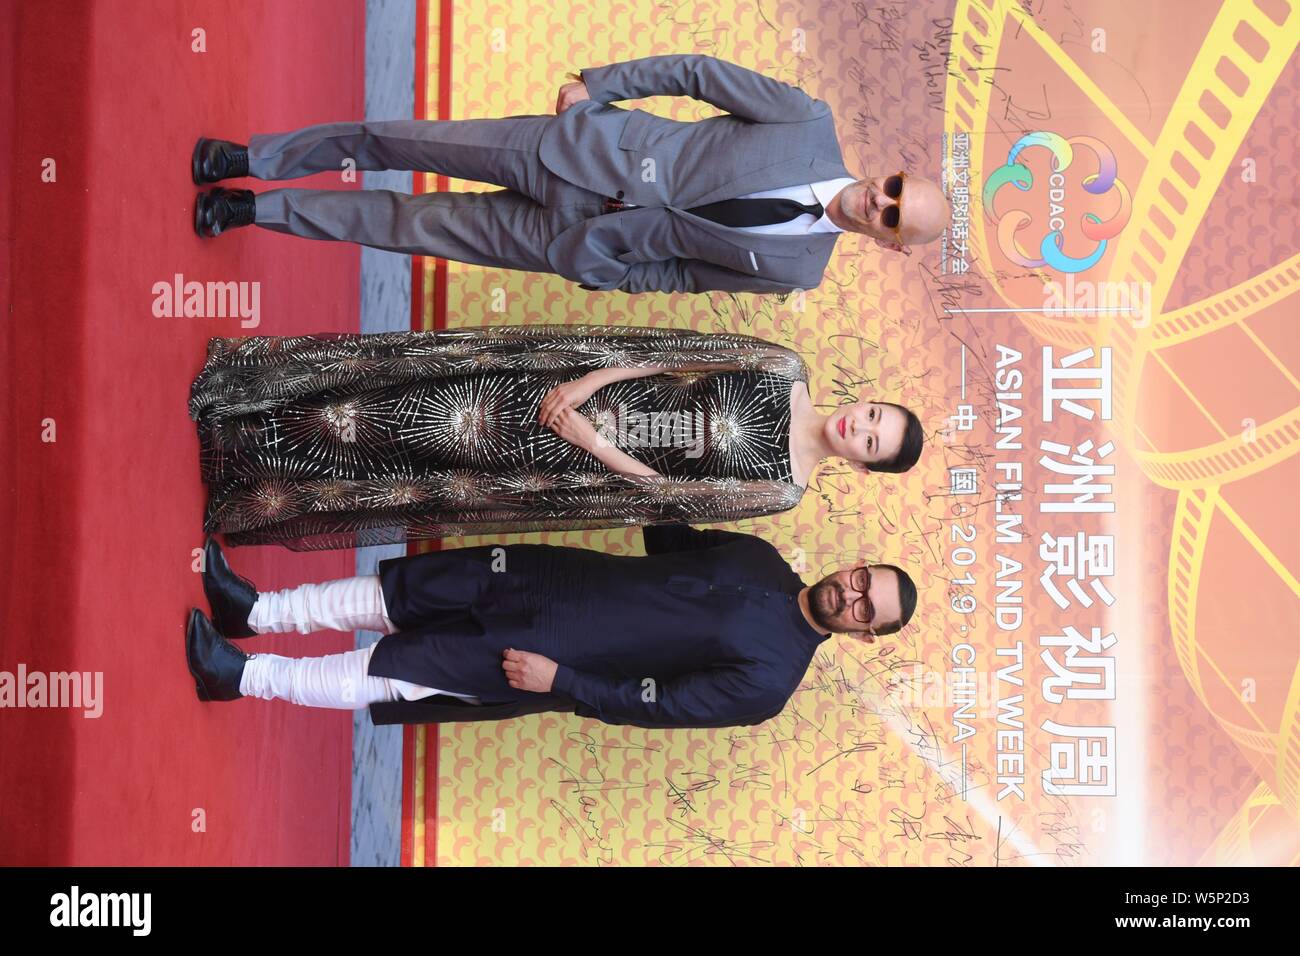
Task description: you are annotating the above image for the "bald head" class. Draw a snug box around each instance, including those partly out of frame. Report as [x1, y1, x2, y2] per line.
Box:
[896, 176, 950, 246]
[829, 173, 951, 252]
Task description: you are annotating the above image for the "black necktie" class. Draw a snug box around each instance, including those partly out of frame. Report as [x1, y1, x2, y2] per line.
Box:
[684, 197, 824, 227]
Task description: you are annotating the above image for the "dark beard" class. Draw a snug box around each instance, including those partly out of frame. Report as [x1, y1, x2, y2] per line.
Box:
[806, 580, 844, 631]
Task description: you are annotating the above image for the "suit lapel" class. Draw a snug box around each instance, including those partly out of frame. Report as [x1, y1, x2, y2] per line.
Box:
[678, 210, 837, 263]
[674, 155, 851, 265]
[684, 155, 849, 206]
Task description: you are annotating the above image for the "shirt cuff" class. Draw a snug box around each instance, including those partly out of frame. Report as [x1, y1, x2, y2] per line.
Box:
[577, 66, 606, 102]
[551, 663, 580, 699]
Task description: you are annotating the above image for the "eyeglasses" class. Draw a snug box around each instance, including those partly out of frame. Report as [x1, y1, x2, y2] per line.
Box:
[879, 172, 906, 237]
[848, 566, 875, 628]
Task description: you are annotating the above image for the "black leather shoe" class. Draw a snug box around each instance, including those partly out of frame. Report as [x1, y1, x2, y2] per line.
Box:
[194, 188, 257, 238]
[203, 536, 257, 638]
[186, 608, 248, 702]
[192, 137, 250, 185]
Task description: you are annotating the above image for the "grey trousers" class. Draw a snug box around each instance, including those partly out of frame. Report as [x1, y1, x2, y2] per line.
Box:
[248, 118, 603, 271]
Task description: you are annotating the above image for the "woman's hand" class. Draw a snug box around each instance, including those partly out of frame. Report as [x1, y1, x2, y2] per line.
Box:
[539, 373, 604, 427]
[546, 406, 602, 452]
[548, 405, 660, 478]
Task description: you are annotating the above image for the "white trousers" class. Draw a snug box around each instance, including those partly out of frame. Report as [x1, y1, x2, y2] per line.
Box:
[237, 575, 480, 709]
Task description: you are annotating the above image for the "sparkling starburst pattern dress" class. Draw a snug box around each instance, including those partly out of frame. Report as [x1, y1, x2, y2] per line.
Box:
[189, 325, 809, 550]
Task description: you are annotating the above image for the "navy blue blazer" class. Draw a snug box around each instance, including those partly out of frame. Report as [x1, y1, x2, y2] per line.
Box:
[366, 525, 828, 728]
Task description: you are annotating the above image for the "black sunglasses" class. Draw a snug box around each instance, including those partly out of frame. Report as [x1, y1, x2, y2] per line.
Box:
[879, 172, 906, 233]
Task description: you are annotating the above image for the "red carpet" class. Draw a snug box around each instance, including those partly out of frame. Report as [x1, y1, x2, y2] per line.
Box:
[0, 0, 364, 864]
[400, 0, 449, 867]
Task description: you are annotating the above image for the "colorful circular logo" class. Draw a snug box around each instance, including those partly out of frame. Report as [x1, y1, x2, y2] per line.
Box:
[982, 132, 1132, 273]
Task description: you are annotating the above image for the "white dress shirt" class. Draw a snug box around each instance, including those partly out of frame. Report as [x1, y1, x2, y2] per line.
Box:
[618, 177, 855, 234]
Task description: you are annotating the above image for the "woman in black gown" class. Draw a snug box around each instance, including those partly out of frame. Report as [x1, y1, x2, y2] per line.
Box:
[188, 325, 921, 550]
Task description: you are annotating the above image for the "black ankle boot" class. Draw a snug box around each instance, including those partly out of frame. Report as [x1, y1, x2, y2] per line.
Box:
[192, 137, 250, 185]
[194, 188, 257, 238]
[202, 536, 257, 638]
[186, 608, 249, 702]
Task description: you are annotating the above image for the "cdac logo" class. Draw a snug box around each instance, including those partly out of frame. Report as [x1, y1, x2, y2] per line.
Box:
[982, 132, 1131, 274]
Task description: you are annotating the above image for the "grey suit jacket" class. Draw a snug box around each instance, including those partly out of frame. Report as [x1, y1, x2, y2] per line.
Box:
[537, 54, 852, 294]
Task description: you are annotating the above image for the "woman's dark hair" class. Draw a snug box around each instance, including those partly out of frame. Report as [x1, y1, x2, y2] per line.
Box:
[870, 403, 923, 474]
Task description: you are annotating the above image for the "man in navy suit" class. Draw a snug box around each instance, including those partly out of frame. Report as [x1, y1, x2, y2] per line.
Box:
[186, 526, 917, 730]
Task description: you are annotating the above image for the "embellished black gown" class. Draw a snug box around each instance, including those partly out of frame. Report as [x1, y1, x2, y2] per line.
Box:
[189, 325, 808, 550]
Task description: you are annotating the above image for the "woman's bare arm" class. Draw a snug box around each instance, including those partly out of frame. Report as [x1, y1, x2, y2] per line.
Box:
[547, 407, 660, 477]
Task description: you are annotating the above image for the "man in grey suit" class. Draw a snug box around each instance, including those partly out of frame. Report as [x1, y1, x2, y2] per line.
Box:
[192, 53, 950, 294]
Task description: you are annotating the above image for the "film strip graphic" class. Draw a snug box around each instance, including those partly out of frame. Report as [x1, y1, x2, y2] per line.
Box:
[1137, 406, 1300, 489]
[1282, 640, 1300, 818]
[947, 0, 1300, 826]
[1100, 0, 1298, 486]
[1098, 0, 1300, 821]
[1167, 484, 1294, 825]
[1150, 253, 1300, 347]
[948, 0, 1299, 488]
[1167, 488, 1278, 755]
[1168, 483, 1300, 818]
[1197, 780, 1291, 865]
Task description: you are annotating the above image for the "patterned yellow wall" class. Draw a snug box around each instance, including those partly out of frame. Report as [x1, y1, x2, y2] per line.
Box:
[411, 0, 1298, 865]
